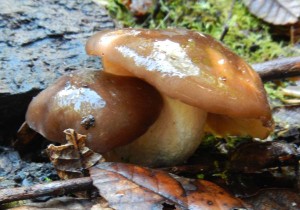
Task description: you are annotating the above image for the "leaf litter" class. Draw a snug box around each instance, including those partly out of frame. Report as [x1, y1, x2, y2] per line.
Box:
[89, 162, 247, 210]
[47, 129, 104, 179]
[44, 129, 245, 209]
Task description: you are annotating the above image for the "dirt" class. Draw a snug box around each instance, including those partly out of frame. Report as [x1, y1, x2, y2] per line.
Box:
[0, 147, 57, 189]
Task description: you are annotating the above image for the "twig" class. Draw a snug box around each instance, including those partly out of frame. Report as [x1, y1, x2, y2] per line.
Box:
[159, 164, 215, 175]
[0, 177, 93, 204]
[252, 56, 300, 81]
[290, 25, 294, 45]
[220, 0, 236, 42]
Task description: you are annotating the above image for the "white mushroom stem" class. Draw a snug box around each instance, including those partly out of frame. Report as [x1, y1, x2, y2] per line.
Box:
[106, 95, 207, 167]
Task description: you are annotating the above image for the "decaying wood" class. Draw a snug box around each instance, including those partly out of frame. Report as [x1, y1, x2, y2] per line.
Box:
[0, 177, 93, 204]
[253, 56, 300, 81]
[0, 0, 114, 135]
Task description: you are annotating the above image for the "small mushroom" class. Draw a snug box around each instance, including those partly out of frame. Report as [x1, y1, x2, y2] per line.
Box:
[26, 70, 163, 153]
[86, 28, 274, 166]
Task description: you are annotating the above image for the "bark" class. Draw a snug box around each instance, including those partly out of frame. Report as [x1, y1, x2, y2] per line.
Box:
[0, 0, 114, 141]
[252, 56, 300, 81]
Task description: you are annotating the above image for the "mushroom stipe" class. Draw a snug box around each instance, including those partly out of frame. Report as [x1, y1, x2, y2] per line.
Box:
[26, 29, 273, 167]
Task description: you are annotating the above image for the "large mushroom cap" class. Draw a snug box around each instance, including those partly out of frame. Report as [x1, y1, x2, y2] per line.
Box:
[26, 70, 162, 153]
[86, 28, 273, 138]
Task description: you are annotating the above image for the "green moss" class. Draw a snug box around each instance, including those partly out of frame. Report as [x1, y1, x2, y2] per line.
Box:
[1, 201, 26, 209]
[202, 134, 252, 150]
[44, 177, 53, 182]
[103, 0, 136, 26]
[264, 82, 285, 105]
[104, 0, 299, 63]
[264, 80, 300, 107]
[197, 173, 205, 179]
[212, 170, 228, 181]
[224, 2, 291, 63]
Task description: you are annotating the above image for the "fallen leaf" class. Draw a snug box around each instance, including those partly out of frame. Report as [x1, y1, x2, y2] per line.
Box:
[121, 0, 154, 16]
[243, 188, 300, 210]
[47, 129, 104, 179]
[229, 141, 299, 173]
[16, 122, 38, 146]
[90, 162, 247, 210]
[243, 0, 300, 25]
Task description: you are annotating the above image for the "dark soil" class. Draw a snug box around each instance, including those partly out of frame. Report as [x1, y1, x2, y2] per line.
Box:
[0, 147, 57, 189]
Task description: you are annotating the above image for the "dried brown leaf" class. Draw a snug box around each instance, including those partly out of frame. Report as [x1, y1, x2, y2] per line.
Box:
[121, 0, 154, 16]
[244, 188, 300, 210]
[16, 122, 38, 145]
[47, 129, 104, 179]
[243, 0, 300, 25]
[14, 122, 39, 153]
[229, 141, 299, 173]
[89, 162, 246, 210]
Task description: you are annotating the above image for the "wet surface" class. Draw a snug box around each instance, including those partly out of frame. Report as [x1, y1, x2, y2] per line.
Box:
[0, 147, 58, 189]
[0, 0, 114, 138]
[0, 0, 114, 190]
[86, 28, 273, 132]
[0, 0, 114, 94]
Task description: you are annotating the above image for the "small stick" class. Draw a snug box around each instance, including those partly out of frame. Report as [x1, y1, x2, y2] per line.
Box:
[290, 25, 295, 45]
[0, 177, 93, 204]
[159, 164, 215, 175]
[252, 56, 300, 81]
[220, 0, 236, 42]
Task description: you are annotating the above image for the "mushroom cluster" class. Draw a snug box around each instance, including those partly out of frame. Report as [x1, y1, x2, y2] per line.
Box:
[26, 28, 273, 167]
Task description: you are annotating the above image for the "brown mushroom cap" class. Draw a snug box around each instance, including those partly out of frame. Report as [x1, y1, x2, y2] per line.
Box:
[86, 28, 273, 138]
[26, 70, 162, 153]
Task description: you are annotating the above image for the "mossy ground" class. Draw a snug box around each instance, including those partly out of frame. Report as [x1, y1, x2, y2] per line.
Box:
[102, 0, 299, 63]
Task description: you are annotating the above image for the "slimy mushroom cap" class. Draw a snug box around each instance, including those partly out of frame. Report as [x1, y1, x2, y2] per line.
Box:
[86, 28, 273, 139]
[26, 70, 163, 153]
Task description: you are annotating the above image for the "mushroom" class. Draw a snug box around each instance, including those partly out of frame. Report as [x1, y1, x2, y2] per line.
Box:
[26, 29, 273, 167]
[26, 70, 163, 153]
[85, 28, 274, 166]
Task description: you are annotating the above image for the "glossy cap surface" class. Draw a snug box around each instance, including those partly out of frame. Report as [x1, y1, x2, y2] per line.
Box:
[26, 70, 163, 152]
[86, 29, 273, 138]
